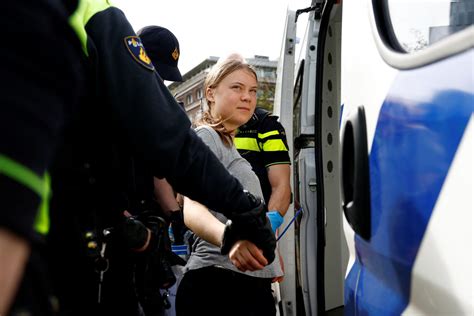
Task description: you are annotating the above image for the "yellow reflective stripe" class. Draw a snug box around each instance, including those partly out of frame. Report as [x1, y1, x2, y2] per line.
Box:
[234, 137, 260, 151]
[258, 130, 279, 139]
[263, 139, 288, 152]
[0, 154, 51, 235]
[69, 0, 112, 55]
[34, 173, 51, 235]
[0, 154, 44, 196]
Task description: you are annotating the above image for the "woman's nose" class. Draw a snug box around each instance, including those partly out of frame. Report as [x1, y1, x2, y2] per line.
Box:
[241, 90, 251, 101]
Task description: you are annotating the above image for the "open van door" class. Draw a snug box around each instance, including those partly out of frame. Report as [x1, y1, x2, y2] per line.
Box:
[274, 1, 347, 315]
[273, 8, 298, 316]
[277, 0, 472, 314]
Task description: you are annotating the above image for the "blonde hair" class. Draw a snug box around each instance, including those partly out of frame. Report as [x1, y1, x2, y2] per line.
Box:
[195, 55, 257, 147]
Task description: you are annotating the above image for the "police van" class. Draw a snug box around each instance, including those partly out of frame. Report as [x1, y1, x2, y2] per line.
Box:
[273, 0, 473, 315]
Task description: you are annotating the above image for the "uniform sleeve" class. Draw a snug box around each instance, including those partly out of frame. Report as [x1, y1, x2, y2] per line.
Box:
[84, 7, 253, 216]
[259, 118, 291, 168]
[0, 0, 84, 241]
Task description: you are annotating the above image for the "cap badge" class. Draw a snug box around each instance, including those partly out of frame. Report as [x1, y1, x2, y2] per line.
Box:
[172, 47, 179, 61]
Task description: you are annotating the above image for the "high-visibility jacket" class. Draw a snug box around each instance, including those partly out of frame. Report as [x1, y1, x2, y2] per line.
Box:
[235, 107, 291, 203]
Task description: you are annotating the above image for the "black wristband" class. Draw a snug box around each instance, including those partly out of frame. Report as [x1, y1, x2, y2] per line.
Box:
[220, 220, 237, 255]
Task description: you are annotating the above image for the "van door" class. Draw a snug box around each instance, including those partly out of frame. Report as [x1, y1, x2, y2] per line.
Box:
[340, 0, 474, 314]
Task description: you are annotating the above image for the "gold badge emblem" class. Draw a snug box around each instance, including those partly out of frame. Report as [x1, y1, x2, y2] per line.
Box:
[172, 47, 179, 61]
[139, 47, 151, 64]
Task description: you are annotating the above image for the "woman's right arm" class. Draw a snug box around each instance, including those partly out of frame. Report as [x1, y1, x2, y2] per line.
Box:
[183, 196, 225, 247]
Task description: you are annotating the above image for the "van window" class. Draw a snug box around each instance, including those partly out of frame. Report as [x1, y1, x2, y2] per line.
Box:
[386, 0, 473, 53]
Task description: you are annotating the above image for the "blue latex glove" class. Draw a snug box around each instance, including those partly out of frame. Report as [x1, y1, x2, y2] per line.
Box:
[267, 211, 284, 233]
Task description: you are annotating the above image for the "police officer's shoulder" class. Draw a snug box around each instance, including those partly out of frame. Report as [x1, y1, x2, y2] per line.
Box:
[258, 111, 284, 132]
[254, 107, 272, 120]
[240, 107, 277, 132]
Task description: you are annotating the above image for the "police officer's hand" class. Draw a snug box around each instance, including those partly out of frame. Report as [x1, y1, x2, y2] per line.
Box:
[222, 192, 276, 264]
[115, 211, 151, 251]
[267, 210, 284, 233]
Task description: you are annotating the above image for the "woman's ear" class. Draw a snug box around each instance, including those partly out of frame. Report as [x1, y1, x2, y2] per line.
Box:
[206, 88, 215, 103]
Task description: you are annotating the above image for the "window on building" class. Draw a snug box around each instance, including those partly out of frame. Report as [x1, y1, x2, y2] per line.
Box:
[265, 68, 275, 77]
[197, 89, 203, 100]
[186, 94, 193, 105]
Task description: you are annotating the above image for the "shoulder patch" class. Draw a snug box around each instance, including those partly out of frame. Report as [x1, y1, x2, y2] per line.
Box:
[124, 36, 154, 71]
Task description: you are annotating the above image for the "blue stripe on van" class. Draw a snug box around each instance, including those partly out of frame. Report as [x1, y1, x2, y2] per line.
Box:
[345, 49, 474, 315]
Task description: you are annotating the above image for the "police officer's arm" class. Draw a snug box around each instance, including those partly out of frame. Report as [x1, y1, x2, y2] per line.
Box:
[267, 164, 291, 216]
[0, 229, 29, 315]
[153, 177, 180, 217]
[183, 196, 268, 271]
[0, 0, 84, 312]
[260, 119, 292, 229]
[84, 4, 255, 216]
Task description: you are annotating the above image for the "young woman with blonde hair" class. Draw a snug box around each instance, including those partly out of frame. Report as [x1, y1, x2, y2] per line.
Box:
[175, 55, 282, 316]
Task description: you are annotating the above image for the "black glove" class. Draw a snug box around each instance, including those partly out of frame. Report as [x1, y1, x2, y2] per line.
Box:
[134, 215, 185, 314]
[221, 191, 276, 264]
[137, 216, 175, 282]
[114, 216, 150, 250]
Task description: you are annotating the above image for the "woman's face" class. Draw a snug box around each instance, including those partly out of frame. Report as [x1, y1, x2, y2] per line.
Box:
[207, 68, 257, 132]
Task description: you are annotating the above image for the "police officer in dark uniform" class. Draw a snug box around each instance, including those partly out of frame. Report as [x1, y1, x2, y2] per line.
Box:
[138, 25, 189, 246]
[235, 107, 292, 232]
[1, 1, 275, 315]
[99, 25, 189, 315]
[0, 0, 85, 314]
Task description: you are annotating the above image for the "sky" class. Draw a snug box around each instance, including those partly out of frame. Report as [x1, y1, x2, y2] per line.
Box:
[113, 0, 312, 74]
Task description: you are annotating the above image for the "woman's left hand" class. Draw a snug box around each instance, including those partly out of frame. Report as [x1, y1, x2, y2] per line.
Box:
[229, 240, 268, 272]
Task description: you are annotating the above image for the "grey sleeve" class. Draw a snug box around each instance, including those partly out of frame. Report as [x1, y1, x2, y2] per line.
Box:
[195, 126, 224, 162]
